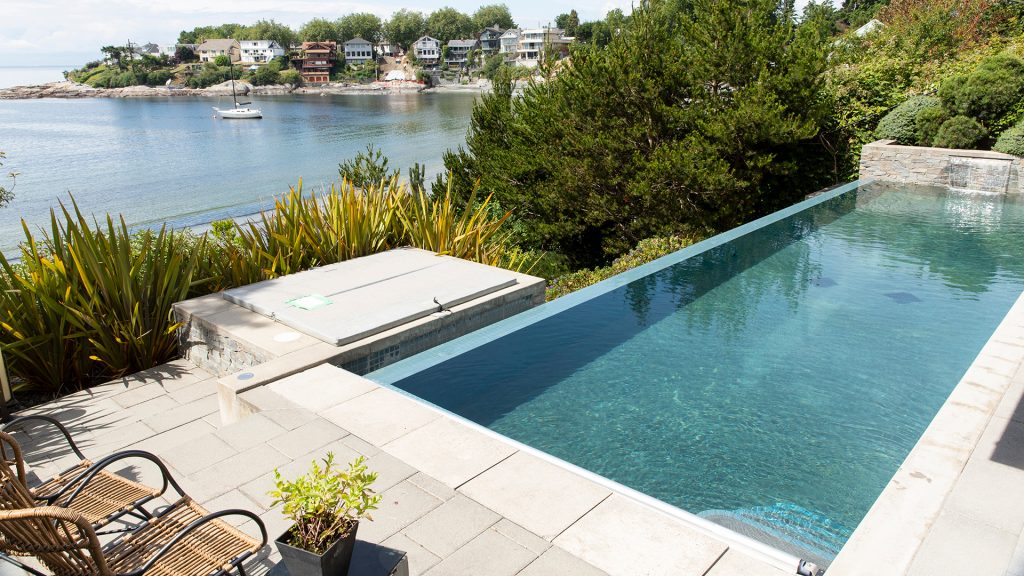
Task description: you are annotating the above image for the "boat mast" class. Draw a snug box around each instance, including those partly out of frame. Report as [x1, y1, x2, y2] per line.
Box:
[230, 64, 238, 108]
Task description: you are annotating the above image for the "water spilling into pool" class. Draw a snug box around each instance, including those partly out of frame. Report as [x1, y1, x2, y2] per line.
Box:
[372, 182, 1024, 564]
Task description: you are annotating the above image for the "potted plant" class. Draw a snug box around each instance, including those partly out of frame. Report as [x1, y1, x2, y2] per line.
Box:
[269, 453, 382, 576]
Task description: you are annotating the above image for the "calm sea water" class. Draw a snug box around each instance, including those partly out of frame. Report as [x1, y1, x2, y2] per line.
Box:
[0, 94, 476, 254]
[380, 182, 1024, 565]
[0, 66, 71, 89]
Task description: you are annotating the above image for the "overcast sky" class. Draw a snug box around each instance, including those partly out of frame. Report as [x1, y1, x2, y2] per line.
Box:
[1, 0, 639, 66]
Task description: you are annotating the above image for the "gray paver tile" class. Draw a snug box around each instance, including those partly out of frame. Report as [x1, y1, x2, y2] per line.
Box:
[945, 416, 1024, 533]
[143, 394, 219, 433]
[404, 495, 500, 557]
[190, 444, 291, 488]
[260, 407, 319, 431]
[124, 395, 181, 421]
[907, 509, 1017, 576]
[132, 419, 218, 456]
[518, 546, 609, 576]
[241, 472, 279, 511]
[161, 433, 238, 475]
[358, 480, 444, 543]
[267, 418, 348, 459]
[202, 488, 268, 522]
[406, 472, 457, 502]
[365, 451, 418, 493]
[321, 388, 440, 446]
[340, 434, 381, 457]
[423, 527, 536, 576]
[491, 519, 550, 556]
[703, 549, 791, 576]
[381, 532, 441, 576]
[110, 383, 169, 408]
[216, 413, 289, 452]
[383, 418, 516, 488]
[553, 495, 726, 576]
[167, 379, 218, 405]
[268, 364, 376, 412]
[458, 452, 611, 540]
[86, 420, 156, 454]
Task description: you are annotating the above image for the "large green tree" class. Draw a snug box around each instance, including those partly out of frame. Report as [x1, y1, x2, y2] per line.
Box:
[337, 13, 384, 43]
[555, 10, 580, 36]
[472, 4, 516, 30]
[440, 0, 833, 267]
[237, 19, 298, 49]
[299, 18, 341, 43]
[178, 24, 246, 44]
[384, 9, 427, 50]
[426, 7, 475, 44]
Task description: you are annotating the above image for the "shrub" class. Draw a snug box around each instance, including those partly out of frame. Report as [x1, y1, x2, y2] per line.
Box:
[214, 54, 231, 67]
[546, 235, 701, 300]
[993, 121, 1024, 156]
[914, 106, 949, 146]
[248, 65, 280, 86]
[279, 69, 302, 86]
[939, 54, 1024, 129]
[932, 115, 989, 149]
[145, 69, 171, 86]
[875, 96, 942, 144]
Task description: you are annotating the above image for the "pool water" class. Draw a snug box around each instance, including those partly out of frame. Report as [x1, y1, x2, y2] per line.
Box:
[371, 182, 1024, 563]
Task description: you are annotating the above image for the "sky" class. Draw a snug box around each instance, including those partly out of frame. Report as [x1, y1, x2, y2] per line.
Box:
[0, 0, 637, 67]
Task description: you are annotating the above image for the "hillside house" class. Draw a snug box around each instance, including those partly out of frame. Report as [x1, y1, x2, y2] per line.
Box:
[344, 38, 375, 65]
[445, 39, 478, 67]
[480, 26, 505, 55]
[413, 36, 441, 66]
[196, 39, 240, 63]
[499, 29, 520, 61]
[238, 40, 285, 64]
[291, 41, 337, 84]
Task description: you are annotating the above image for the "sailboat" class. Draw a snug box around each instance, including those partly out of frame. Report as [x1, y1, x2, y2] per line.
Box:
[213, 64, 262, 119]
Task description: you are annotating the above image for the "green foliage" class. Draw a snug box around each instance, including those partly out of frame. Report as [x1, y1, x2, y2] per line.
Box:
[546, 235, 701, 300]
[0, 151, 16, 208]
[178, 24, 246, 44]
[236, 19, 298, 50]
[213, 54, 231, 67]
[384, 9, 427, 50]
[269, 454, 381, 555]
[481, 53, 504, 79]
[279, 69, 302, 86]
[939, 53, 1024, 131]
[0, 200, 207, 395]
[337, 13, 383, 43]
[145, 69, 172, 86]
[338, 144, 400, 189]
[993, 119, 1024, 155]
[555, 10, 581, 36]
[426, 7, 475, 45]
[874, 95, 941, 144]
[174, 45, 196, 63]
[915, 105, 949, 146]
[186, 65, 231, 88]
[248, 65, 281, 86]
[932, 115, 989, 148]
[300, 18, 341, 42]
[472, 4, 516, 30]
[442, 0, 832, 267]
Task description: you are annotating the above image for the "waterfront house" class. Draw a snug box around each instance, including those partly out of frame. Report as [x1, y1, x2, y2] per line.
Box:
[480, 26, 505, 55]
[413, 36, 441, 66]
[445, 39, 478, 68]
[291, 41, 337, 84]
[343, 38, 375, 65]
[132, 43, 161, 58]
[238, 40, 285, 64]
[499, 29, 520, 61]
[516, 27, 572, 67]
[196, 39, 240, 63]
[378, 42, 398, 57]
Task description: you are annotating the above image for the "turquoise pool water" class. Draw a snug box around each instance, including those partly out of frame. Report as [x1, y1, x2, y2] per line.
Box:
[370, 181, 1024, 564]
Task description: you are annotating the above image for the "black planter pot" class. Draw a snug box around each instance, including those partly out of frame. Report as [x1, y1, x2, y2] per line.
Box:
[275, 521, 359, 576]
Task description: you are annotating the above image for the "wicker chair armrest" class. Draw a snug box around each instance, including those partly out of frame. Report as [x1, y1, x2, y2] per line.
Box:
[0, 506, 111, 574]
[49, 450, 185, 507]
[119, 509, 268, 576]
[2, 415, 86, 460]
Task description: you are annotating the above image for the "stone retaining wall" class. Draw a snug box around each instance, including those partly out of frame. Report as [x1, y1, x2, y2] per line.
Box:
[859, 139, 1024, 194]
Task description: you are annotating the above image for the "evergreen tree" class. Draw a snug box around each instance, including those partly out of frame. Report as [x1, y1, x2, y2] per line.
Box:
[440, 0, 833, 267]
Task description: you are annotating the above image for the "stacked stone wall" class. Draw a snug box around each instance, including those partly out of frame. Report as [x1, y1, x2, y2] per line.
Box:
[859, 140, 1023, 194]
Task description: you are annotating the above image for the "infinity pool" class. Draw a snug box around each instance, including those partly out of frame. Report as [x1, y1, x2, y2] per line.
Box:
[369, 181, 1024, 564]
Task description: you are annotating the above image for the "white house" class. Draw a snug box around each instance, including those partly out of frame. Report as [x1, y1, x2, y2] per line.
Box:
[499, 29, 520, 61]
[516, 28, 571, 67]
[238, 40, 285, 64]
[343, 38, 375, 65]
[196, 39, 240, 63]
[413, 36, 441, 65]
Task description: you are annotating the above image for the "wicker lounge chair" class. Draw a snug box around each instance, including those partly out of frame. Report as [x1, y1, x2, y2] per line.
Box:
[0, 453, 267, 576]
[0, 415, 175, 529]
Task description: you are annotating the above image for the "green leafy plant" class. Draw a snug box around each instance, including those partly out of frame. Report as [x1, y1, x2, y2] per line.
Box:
[269, 454, 381, 554]
[993, 120, 1024, 155]
[939, 53, 1024, 130]
[914, 106, 949, 146]
[933, 115, 989, 149]
[338, 144, 400, 190]
[875, 96, 942, 144]
[0, 151, 16, 207]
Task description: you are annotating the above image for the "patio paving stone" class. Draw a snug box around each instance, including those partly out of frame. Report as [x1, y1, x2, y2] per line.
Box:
[403, 495, 501, 557]
[518, 546, 609, 576]
[383, 418, 516, 488]
[358, 480, 445, 543]
[422, 527, 536, 576]
[321, 388, 440, 446]
[267, 418, 348, 459]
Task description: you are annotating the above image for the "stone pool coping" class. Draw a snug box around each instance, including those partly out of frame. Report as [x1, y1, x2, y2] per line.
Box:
[827, 289, 1024, 573]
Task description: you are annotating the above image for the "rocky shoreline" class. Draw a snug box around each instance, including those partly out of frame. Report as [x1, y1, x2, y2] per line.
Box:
[0, 79, 492, 100]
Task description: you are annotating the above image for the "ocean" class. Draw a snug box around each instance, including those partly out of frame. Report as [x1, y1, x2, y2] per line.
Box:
[0, 93, 477, 254]
[0, 66, 72, 89]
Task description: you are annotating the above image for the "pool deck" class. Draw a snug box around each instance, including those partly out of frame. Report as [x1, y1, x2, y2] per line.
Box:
[7, 360, 791, 576]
